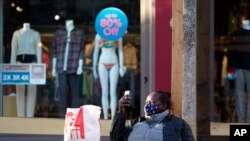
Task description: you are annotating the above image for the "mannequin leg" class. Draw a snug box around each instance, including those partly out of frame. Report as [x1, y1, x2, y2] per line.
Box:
[245, 70, 250, 122]
[16, 85, 26, 117]
[98, 64, 109, 119]
[58, 73, 68, 118]
[69, 74, 81, 108]
[235, 69, 246, 122]
[109, 64, 119, 118]
[247, 92, 250, 122]
[26, 85, 37, 117]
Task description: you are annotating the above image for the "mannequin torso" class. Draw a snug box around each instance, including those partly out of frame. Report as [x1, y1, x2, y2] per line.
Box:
[52, 19, 84, 75]
[242, 19, 250, 30]
[95, 34, 119, 64]
[11, 22, 41, 64]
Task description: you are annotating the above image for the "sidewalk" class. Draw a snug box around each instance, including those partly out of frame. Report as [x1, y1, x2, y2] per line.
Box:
[0, 134, 110, 141]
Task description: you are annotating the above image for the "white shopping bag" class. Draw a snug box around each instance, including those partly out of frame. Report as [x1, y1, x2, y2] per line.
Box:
[64, 105, 101, 141]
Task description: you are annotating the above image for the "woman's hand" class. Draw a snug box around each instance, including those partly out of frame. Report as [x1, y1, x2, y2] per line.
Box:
[118, 94, 131, 114]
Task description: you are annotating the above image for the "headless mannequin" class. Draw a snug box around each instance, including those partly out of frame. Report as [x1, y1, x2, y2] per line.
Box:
[93, 34, 125, 119]
[52, 20, 83, 77]
[232, 18, 250, 122]
[11, 23, 41, 117]
[52, 19, 83, 118]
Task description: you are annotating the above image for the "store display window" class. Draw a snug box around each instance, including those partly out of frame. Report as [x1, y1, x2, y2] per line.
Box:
[1, 0, 141, 119]
[214, 0, 250, 123]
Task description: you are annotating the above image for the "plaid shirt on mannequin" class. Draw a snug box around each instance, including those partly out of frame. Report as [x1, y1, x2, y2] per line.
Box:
[52, 28, 84, 74]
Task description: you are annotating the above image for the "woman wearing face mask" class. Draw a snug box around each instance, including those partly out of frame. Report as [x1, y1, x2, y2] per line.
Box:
[110, 91, 195, 141]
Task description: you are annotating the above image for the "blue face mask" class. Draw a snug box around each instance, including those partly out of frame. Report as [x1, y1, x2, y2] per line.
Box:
[144, 103, 161, 116]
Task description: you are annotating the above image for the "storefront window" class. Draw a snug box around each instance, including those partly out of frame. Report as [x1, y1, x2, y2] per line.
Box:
[1, 0, 140, 119]
[214, 0, 250, 123]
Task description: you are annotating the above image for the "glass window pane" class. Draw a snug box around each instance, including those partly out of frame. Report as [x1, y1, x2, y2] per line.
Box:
[2, 0, 141, 119]
[214, 0, 250, 123]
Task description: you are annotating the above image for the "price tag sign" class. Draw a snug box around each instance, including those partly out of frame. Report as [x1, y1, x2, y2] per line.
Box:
[0, 64, 46, 85]
[95, 7, 128, 41]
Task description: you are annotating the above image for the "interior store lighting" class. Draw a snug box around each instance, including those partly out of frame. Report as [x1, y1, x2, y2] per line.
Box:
[54, 15, 60, 21]
[11, 2, 15, 7]
[16, 6, 23, 12]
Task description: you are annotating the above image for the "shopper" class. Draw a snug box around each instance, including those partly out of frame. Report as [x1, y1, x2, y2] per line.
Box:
[110, 91, 195, 141]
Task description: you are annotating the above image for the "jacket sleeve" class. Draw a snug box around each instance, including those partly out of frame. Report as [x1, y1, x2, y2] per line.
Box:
[110, 112, 130, 141]
[181, 119, 195, 141]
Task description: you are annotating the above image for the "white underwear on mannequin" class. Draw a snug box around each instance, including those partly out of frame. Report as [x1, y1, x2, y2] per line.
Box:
[98, 63, 119, 119]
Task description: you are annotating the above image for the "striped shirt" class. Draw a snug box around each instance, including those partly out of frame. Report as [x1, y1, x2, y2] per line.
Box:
[52, 28, 84, 73]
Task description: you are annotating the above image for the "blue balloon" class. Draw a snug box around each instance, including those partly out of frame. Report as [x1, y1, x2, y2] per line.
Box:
[95, 7, 128, 41]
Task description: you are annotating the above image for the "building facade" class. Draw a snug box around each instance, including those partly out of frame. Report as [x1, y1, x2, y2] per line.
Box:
[1, 0, 245, 140]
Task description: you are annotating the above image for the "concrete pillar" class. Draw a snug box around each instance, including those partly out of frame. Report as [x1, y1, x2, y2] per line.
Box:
[172, 0, 197, 138]
[172, 0, 212, 139]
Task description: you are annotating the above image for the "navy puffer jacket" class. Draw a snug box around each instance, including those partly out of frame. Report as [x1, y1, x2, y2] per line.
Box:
[110, 113, 195, 141]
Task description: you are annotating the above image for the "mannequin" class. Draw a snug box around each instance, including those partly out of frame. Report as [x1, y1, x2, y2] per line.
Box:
[92, 34, 125, 119]
[242, 19, 250, 30]
[52, 19, 84, 118]
[229, 17, 250, 122]
[11, 22, 42, 117]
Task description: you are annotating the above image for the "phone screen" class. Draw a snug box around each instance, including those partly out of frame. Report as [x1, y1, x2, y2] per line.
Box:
[124, 90, 130, 96]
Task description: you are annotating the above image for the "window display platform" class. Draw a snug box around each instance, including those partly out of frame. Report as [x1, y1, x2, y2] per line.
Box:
[210, 122, 250, 136]
[0, 117, 244, 141]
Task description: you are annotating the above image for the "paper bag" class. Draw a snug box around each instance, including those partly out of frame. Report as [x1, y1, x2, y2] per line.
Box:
[64, 105, 101, 141]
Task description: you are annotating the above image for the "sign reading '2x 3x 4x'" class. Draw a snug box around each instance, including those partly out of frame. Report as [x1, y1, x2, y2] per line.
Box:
[0, 64, 46, 85]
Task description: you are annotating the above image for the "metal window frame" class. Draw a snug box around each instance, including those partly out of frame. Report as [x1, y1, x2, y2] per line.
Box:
[140, 0, 155, 116]
[0, 0, 3, 116]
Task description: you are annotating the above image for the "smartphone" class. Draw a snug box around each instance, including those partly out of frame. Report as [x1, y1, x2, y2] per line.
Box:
[124, 90, 130, 97]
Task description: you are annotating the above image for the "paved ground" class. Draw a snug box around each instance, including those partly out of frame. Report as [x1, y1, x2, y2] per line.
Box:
[0, 134, 231, 141]
[0, 134, 110, 141]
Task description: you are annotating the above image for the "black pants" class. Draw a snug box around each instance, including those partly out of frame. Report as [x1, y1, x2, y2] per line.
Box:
[58, 72, 81, 118]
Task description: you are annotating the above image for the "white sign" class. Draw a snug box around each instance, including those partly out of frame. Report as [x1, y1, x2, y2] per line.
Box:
[0, 64, 46, 85]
